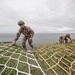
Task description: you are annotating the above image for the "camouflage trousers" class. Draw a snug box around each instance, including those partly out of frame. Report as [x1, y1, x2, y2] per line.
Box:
[22, 36, 33, 50]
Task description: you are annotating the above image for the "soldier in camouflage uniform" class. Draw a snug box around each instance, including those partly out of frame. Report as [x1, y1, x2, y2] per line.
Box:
[59, 34, 72, 44]
[12, 20, 34, 51]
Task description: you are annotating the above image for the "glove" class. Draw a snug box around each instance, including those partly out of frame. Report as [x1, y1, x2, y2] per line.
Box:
[12, 41, 16, 46]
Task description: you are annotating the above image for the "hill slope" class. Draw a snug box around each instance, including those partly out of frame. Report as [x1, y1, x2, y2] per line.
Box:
[33, 40, 75, 75]
[0, 40, 75, 75]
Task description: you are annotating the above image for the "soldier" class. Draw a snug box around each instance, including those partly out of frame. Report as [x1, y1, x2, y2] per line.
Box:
[59, 34, 72, 44]
[12, 20, 34, 52]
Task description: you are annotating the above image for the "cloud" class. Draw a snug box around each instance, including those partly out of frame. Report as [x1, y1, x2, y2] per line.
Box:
[0, 0, 75, 33]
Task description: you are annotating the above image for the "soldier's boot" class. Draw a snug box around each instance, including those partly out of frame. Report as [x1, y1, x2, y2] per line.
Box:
[23, 48, 27, 52]
[22, 44, 27, 52]
[29, 43, 33, 48]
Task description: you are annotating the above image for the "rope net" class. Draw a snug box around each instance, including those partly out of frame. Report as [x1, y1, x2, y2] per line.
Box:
[34, 44, 75, 75]
[0, 43, 45, 75]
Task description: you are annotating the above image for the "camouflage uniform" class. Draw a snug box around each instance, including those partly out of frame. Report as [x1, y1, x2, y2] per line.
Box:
[14, 25, 34, 50]
[59, 34, 72, 44]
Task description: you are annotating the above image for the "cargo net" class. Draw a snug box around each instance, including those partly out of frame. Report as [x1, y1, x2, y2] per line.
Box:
[0, 43, 45, 75]
[34, 44, 75, 75]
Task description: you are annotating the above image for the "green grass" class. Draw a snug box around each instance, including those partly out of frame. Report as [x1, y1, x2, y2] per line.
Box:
[11, 53, 19, 59]
[53, 65, 68, 75]
[18, 72, 27, 75]
[30, 66, 43, 75]
[0, 41, 75, 75]
[0, 65, 5, 72]
[6, 59, 18, 68]
[9, 49, 16, 52]
[51, 56, 58, 62]
[59, 61, 69, 72]
[15, 50, 21, 53]
[18, 62, 28, 73]
[0, 50, 5, 54]
[27, 53, 34, 59]
[4, 52, 12, 56]
[0, 57, 9, 64]
[28, 58, 38, 66]
[19, 55, 27, 62]
[72, 64, 75, 70]
[21, 52, 26, 56]
[1, 68, 17, 75]
[47, 59, 56, 66]
[33, 43, 75, 75]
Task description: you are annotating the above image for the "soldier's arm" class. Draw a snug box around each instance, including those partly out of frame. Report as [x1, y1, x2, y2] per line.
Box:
[68, 35, 72, 40]
[68, 37, 72, 42]
[68, 36, 72, 43]
[14, 28, 22, 42]
[30, 29, 34, 38]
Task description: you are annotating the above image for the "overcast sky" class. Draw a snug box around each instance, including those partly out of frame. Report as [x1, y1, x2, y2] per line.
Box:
[0, 0, 75, 33]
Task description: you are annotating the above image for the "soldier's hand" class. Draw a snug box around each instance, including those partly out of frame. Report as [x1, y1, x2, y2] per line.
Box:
[12, 41, 16, 46]
[69, 40, 72, 43]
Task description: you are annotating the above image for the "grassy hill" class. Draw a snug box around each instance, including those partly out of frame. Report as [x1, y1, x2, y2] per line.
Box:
[33, 40, 75, 75]
[0, 40, 75, 75]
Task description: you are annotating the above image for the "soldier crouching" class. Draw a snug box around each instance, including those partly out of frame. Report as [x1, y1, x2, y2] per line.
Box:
[59, 34, 72, 44]
[12, 20, 34, 52]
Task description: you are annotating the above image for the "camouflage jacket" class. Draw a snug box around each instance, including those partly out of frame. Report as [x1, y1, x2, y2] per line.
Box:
[59, 34, 71, 40]
[14, 26, 34, 41]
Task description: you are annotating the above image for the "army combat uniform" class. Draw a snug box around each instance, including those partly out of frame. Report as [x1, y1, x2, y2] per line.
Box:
[59, 34, 72, 44]
[14, 25, 34, 50]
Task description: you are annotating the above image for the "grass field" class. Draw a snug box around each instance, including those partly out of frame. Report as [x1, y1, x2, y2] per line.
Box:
[0, 40, 75, 75]
[0, 43, 45, 75]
